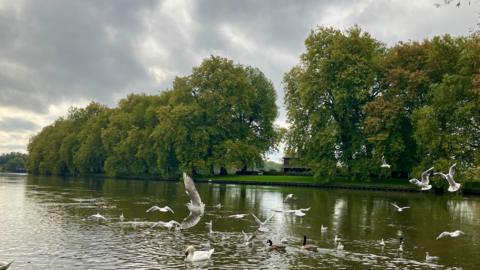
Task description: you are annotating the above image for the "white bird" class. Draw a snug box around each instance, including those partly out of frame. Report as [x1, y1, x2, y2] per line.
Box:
[119, 213, 125, 222]
[398, 237, 404, 253]
[205, 220, 213, 234]
[0, 261, 13, 270]
[180, 173, 205, 230]
[146, 205, 174, 214]
[252, 213, 274, 232]
[334, 235, 341, 243]
[184, 245, 214, 262]
[242, 230, 256, 245]
[434, 163, 462, 192]
[213, 203, 222, 208]
[409, 167, 434, 190]
[285, 207, 310, 217]
[280, 237, 289, 244]
[321, 225, 328, 233]
[381, 155, 391, 169]
[425, 252, 439, 262]
[336, 241, 344, 250]
[391, 203, 410, 212]
[228, 214, 248, 219]
[87, 213, 107, 222]
[436, 230, 465, 240]
[151, 220, 180, 230]
[284, 194, 296, 202]
[379, 239, 385, 246]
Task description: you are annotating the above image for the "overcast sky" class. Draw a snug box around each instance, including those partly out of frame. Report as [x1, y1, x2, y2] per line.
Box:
[0, 0, 477, 161]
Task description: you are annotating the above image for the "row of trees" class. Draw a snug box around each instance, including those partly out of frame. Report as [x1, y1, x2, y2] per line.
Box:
[27, 56, 279, 177]
[284, 26, 480, 181]
[0, 152, 27, 172]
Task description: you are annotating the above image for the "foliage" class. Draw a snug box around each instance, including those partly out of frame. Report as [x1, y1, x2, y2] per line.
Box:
[0, 152, 27, 172]
[285, 27, 480, 182]
[27, 56, 279, 178]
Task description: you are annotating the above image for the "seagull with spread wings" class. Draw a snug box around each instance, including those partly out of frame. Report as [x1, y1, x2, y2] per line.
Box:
[179, 172, 205, 230]
[409, 167, 434, 191]
[434, 163, 462, 192]
[251, 213, 274, 232]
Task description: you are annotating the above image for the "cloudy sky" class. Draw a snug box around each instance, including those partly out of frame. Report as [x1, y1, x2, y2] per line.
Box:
[0, 0, 477, 161]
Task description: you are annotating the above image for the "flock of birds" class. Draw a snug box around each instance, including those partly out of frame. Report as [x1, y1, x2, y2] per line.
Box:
[0, 160, 466, 268]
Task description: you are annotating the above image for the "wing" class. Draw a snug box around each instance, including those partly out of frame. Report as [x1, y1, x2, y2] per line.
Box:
[166, 206, 174, 213]
[179, 211, 202, 230]
[436, 232, 448, 240]
[391, 203, 400, 209]
[251, 213, 262, 225]
[146, 206, 156, 213]
[264, 214, 275, 223]
[421, 167, 434, 184]
[402, 206, 411, 210]
[449, 163, 457, 177]
[183, 173, 203, 207]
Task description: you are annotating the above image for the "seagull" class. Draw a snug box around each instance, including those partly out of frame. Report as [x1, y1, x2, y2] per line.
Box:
[179, 173, 205, 230]
[266, 239, 286, 251]
[434, 163, 461, 192]
[381, 156, 391, 169]
[152, 220, 180, 230]
[436, 230, 465, 240]
[334, 234, 341, 243]
[212, 203, 222, 209]
[391, 203, 410, 212]
[119, 213, 125, 222]
[321, 225, 328, 233]
[87, 213, 107, 222]
[302, 235, 318, 252]
[284, 194, 296, 202]
[285, 207, 310, 217]
[228, 214, 248, 219]
[0, 261, 13, 270]
[252, 213, 274, 232]
[409, 167, 434, 190]
[146, 205, 174, 214]
[205, 220, 213, 234]
[242, 230, 256, 245]
[425, 252, 439, 262]
[280, 237, 289, 244]
[184, 246, 214, 262]
[379, 239, 385, 246]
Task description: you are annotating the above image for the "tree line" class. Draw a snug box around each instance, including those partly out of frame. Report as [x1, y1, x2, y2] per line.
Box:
[27, 56, 279, 178]
[0, 152, 27, 172]
[27, 27, 480, 181]
[284, 26, 480, 181]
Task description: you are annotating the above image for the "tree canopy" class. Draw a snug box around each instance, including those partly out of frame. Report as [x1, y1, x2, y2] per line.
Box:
[27, 56, 279, 178]
[285, 26, 480, 181]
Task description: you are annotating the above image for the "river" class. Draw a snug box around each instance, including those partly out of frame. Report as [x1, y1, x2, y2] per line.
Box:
[0, 173, 479, 269]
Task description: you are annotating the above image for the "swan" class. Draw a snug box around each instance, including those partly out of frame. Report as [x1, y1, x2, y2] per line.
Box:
[434, 163, 461, 192]
[436, 230, 465, 240]
[302, 235, 318, 252]
[381, 156, 391, 168]
[146, 205, 174, 214]
[184, 246, 214, 262]
[0, 261, 13, 270]
[87, 213, 107, 222]
[409, 167, 434, 190]
[180, 173, 205, 230]
[266, 239, 286, 251]
[391, 203, 410, 212]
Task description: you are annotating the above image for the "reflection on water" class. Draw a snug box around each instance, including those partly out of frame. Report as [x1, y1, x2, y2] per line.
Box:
[0, 173, 479, 269]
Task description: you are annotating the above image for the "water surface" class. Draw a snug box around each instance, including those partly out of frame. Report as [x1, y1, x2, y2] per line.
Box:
[0, 173, 479, 269]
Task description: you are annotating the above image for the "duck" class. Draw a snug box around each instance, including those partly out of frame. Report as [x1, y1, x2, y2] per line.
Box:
[184, 246, 214, 262]
[0, 261, 13, 270]
[301, 235, 318, 252]
[266, 239, 286, 251]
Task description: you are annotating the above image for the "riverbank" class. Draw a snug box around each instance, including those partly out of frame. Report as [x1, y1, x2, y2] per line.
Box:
[197, 175, 480, 195]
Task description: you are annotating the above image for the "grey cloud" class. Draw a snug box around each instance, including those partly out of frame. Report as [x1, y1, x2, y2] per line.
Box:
[0, 117, 39, 131]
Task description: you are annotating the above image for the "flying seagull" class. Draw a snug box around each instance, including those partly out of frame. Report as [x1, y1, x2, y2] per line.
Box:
[381, 156, 391, 169]
[242, 230, 256, 245]
[179, 172, 205, 230]
[391, 203, 410, 212]
[436, 230, 465, 240]
[228, 214, 249, 219]
[409, 167, 434, 190]
[146, 205, 174, 214]
[0, 261, 13, 270]
[434, 163, 461, 192]
[252, 213, 274, 232]
[87, 213, 107, 222]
